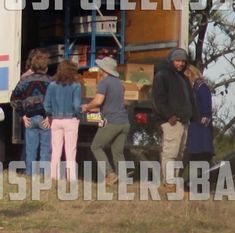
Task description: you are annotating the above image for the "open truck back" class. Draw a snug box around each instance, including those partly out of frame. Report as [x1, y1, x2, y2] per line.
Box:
[0, 0, 188, 166]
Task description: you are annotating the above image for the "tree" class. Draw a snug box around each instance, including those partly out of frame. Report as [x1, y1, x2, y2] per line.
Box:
[189, 0, 235, 135]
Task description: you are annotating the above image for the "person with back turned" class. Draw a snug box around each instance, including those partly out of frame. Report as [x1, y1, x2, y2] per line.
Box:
[82, 57, 130, 185]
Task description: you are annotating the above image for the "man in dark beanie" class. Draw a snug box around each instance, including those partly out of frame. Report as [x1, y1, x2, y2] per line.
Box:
[152, 48, 197, 192]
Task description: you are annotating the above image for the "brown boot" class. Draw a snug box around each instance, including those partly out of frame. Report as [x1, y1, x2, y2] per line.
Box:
[164, 184, 176, 193]
[105, 172, 118, 186]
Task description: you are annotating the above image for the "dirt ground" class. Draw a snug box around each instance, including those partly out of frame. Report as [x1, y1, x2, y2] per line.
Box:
[0, 172, 235, 233]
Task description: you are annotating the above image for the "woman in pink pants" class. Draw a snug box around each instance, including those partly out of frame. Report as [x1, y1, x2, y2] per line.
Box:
[44, 60, 81, 181]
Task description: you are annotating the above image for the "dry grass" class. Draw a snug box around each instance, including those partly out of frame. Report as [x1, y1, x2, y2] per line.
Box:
[0, 171, 235, 233]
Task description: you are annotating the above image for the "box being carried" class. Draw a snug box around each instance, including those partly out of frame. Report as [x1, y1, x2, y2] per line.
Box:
[82, 78, 97, 98]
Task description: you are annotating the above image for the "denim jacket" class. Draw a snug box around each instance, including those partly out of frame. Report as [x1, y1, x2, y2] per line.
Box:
[44, 81, 82, 119]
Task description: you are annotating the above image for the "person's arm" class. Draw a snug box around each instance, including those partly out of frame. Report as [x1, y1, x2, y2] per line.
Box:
[196, 82, 212, 126]
[10, 81, 24, 117]
[10, 80, 32, 127]
[73, 83, 82, 115]
[82, 79, 106, 112]
[197, 83, 212, 117]
[152, 72, 175, 123]
[82, 94, 104, 112]
[186, 78, 199, 122]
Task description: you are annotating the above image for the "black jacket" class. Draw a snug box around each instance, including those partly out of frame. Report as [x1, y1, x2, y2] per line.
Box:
[152, 60, 198, 126]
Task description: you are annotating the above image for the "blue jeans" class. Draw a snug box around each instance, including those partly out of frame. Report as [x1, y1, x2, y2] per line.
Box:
[25, 115, 51, 175]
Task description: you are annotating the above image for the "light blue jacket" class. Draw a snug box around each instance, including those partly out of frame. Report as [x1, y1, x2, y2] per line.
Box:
[44, 81, 81, 119]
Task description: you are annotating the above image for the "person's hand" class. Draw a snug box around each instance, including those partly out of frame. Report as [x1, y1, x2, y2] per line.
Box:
[41, 117, 50, 129]
[22, 115, 31, 128]
[81, 104, 88, 113]
[168, 115, 178, 126]
[201, 117, 210, 126]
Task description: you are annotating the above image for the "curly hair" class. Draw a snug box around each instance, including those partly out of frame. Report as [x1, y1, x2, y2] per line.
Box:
[25, 49, 38, 70]
[54, 60, 78, 85]
[30, 49, 49, 73]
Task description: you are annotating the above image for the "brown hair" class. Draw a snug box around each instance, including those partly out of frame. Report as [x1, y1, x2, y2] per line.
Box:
[25, 49, 39, 70]
[30, 49, 49, 73]
[184, 64, 203, 86]
[54, 60, 78, 85]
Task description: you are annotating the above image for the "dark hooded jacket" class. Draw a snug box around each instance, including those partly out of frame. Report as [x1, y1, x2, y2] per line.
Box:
[152, 52, 198, 126]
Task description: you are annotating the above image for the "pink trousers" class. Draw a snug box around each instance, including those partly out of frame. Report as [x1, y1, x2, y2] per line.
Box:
[50, 118, 79, 180]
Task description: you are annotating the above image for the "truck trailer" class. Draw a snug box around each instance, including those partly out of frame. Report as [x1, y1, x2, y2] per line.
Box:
[0, 0, 188, 168]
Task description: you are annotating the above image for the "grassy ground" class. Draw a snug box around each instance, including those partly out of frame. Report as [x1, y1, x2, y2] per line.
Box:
[0, 172, 235, 233]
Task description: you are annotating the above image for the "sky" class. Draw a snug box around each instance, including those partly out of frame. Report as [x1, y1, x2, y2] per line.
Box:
[202, 10, 235, 124]
[205, 57, 235, 123]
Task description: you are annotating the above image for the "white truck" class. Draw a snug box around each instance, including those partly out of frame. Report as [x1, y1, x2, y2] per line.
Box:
[0, 1, 188, 167]
[0, 2, 21, 162]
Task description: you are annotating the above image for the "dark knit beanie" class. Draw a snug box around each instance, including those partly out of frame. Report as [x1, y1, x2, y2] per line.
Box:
[170, 48, 188, 61]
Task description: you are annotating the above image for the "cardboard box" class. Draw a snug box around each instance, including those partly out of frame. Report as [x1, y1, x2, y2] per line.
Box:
[73, 16, 117, 34]
[123, 82, 139, 100]
[122, 82, 151, 100]
[83, 71, 103, 83]
[73, 16, 117, 24]
[82, 78, 97, 98]
[117, 64, 154, 84]
[74, 21, 117, 34]
[137, 84, 152, 100]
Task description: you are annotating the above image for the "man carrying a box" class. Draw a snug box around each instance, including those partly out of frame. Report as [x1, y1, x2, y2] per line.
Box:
[152, 48, 197, 192]
[81, 57, 130, 185]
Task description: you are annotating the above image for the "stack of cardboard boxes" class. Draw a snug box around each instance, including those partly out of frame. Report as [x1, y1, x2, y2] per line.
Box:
[80, 63, 154, 101]
[41, 44, 118, 67]
[73, 16, 118, 34]
[70, 46, 118, 67]
[118, 64, 154, 101]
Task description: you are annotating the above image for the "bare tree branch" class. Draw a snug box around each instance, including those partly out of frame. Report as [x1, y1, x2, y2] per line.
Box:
[214, 116, 235, 139]
[211, 77, 235, 92]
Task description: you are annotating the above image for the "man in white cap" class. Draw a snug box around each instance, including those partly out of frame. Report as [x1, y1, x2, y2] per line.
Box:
[152, 48, 198, 192]
[81, 57, 130, 185]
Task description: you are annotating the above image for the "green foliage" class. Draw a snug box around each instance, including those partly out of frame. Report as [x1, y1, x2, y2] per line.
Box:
[214, 132, 235, 160]
[129, 121, 161, 146]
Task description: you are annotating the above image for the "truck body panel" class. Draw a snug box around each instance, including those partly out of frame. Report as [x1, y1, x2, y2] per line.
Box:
[0, 2, 21, 103]
[125, 0, 188, 63]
